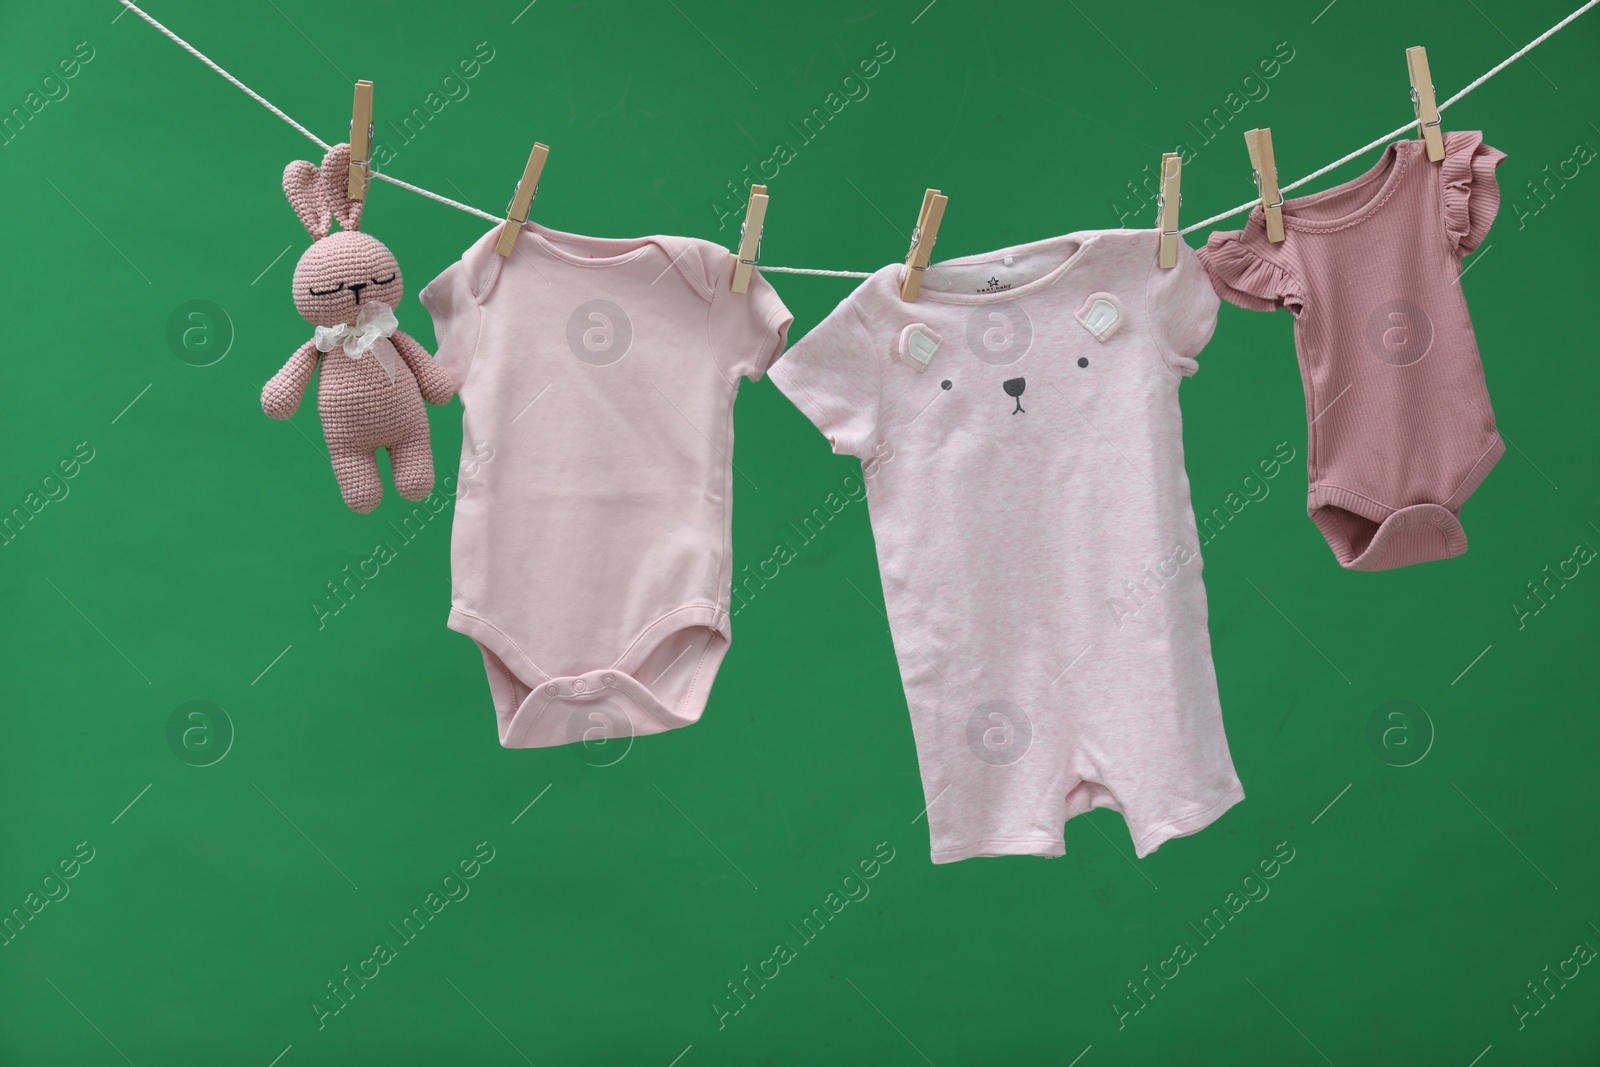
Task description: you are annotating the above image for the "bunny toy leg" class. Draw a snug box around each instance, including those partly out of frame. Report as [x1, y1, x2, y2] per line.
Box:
[392, 330, 456, 405]
[388, 434, 435, 502]
[330, 446, 384, 514]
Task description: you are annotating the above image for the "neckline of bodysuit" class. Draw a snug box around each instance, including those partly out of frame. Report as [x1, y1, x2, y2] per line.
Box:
[524, 223, 659, 268]
[1257, 139, 1415, 233]
[903, 229, 1122, 305]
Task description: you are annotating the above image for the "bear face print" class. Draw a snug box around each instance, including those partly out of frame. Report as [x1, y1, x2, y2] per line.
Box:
[901, 288, 1132, 434]
[934, 350, 1100, 415]
[921, 300, 1107, 415]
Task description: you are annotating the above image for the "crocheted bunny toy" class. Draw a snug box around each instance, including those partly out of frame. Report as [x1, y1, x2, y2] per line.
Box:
[261, 143, 454, 513]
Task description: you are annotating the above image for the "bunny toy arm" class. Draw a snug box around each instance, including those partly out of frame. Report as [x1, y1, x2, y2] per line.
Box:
[391, 330, 455, 405]
[262, 340, 321, 420]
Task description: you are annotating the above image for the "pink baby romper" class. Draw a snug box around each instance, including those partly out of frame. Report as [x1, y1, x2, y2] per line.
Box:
[770, 231, 1244, 863]
[1197, 130, 1506, 571]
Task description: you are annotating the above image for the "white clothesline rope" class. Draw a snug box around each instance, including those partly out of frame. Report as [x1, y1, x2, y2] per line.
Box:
[119, 0, 1595, 280]
[1181, 0, 1599, 233]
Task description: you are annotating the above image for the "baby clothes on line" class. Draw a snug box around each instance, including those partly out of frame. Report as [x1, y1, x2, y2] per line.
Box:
[769, 230, 1244, 864]
[420, 222, 792, 749]
[1198, 130, 1506, 571]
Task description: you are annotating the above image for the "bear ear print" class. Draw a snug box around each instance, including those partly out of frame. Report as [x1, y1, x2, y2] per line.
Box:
[898, 322, 943, 372]
[283, 158, 332, 239]
[1076, 292, 1123, 342]
[318, 143, 366, 234]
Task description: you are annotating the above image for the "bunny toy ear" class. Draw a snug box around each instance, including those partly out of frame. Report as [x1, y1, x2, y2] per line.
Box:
[317, 143, 366, 233]
[283, 159, 332, 239]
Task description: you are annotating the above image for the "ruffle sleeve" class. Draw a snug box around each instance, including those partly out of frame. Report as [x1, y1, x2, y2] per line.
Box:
[1441, 130, 1506, 258]
[1195, 228, 1305, 315]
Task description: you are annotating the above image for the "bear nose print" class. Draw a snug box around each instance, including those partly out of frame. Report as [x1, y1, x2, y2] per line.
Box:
[348, 281, 368, 304]
[1002, 377, 1026, 414]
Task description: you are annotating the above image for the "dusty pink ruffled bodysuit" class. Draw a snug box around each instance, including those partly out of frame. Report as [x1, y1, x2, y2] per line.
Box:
[1198, 131, 1505, 571]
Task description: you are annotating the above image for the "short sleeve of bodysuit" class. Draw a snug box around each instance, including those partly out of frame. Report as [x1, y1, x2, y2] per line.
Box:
[1144, 239, 1222, 375]
[767, 300, 880, 459]
[708, 267, 793, 383]
[419, 227, 500, 391]
[1439, 130, 1506, 257]
[1195, 227, 1306, 317]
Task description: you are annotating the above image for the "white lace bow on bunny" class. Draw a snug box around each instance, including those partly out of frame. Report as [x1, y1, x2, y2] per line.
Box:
[313, 301, 400, 382]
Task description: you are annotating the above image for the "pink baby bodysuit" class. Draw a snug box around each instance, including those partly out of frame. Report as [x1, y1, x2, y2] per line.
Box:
[421, 222, 791, 749]
[770, 230, 1244, 863]
[1198, 131, 1506, 570]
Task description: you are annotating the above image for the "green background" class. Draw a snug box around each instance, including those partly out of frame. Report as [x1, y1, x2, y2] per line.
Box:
[3, 0, 1598, 1063]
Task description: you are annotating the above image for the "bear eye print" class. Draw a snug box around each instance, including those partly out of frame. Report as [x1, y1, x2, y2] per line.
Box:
[1077, 357, 1089, 368]
[941, 379, 952, 390]
[308, 281, 345, 296]
[370, 273, 397, 286]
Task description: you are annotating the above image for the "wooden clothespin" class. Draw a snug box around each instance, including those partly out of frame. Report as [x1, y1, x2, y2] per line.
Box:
[1406, 46, 1445, 162]
[347, 80, 374, 200]
[1157, 152, 1182, 268]
[495, 142, 550, 257]
[900, 188, 948, 302]
[731, 184, 769, 293]
[1243, 128, 1285, 243]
